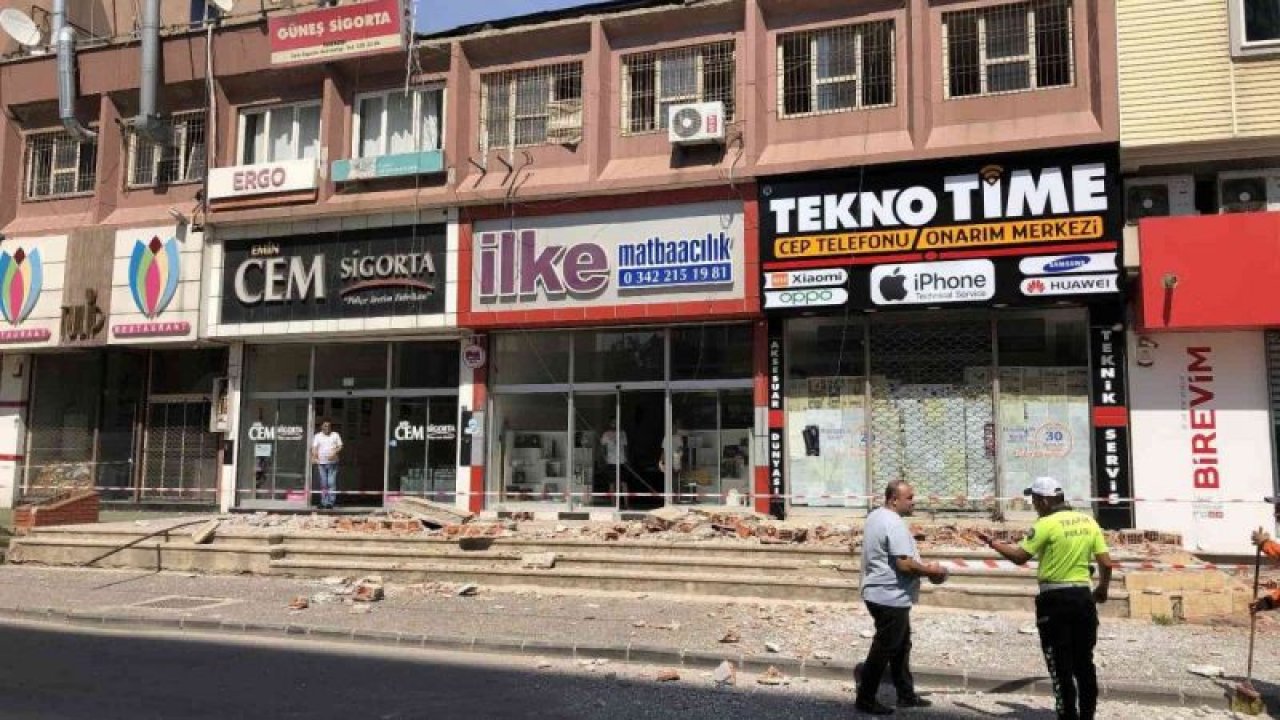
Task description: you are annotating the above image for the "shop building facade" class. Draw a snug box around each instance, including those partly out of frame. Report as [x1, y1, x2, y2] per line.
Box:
[457, 190, 764, 516]
[1116, 0, 1280, 550]
[759, 145, 1134, 527]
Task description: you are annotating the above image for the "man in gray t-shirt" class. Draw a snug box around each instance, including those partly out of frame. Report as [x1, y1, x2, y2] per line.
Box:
[855, 481, 948, 715]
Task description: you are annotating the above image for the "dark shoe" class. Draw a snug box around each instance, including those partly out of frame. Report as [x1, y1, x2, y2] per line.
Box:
[897, 695, 932, 708]
[854, 699, 894, 716]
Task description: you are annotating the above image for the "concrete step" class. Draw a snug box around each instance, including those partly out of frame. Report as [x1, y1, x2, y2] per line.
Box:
[5, 536, 275, 574]
[266, 557, 1130, 617]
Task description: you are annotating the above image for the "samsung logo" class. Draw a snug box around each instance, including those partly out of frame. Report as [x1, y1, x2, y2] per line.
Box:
[1019, 252, 1117, 277]
[1044, 255, 1090, 273]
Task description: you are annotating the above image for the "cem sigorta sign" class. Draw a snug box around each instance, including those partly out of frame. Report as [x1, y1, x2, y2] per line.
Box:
[759, 144, 1123, 312]
[219, 225, 446, 324]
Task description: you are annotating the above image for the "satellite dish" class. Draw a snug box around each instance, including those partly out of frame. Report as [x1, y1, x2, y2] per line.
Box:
[210, 0, 236, 13]
[0, 8, 42, 48]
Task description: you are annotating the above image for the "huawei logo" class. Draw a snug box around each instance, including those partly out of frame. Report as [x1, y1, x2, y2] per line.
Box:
[1026, 279, 1046, 294]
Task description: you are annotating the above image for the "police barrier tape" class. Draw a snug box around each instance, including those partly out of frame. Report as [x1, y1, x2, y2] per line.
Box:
[17, 484, 1280, 506]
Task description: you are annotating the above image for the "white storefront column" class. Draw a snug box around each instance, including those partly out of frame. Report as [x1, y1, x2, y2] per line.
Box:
[1130, 330, 1276, 554]
[219, 342, 245, 513]
[0, 354, 30, 508]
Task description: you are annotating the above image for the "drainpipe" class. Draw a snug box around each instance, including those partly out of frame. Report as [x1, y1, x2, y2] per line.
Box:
[53, 0, 96, 139]
[131, 0, 164, 142]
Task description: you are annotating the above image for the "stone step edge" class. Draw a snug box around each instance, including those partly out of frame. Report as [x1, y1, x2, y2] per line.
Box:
[0, 605, 1216, 709]
[266, 558, 1132, 600]
[3, 538, 1119, 582]
[18, 527, 1157, 562]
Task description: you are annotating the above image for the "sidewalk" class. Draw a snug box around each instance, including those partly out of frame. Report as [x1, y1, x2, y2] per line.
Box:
[0, 565, 1272, 710]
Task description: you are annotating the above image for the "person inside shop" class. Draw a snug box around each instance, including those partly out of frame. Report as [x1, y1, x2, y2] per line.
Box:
[311, 419, 343, 510]
[1247, 497, 1280, 613]
[659, 421, 690, 501]
[594, 418, 628, 506]
[978, 477, 1114, 720]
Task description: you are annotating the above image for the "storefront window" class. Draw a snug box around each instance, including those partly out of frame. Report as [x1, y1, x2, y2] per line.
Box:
[492, 332, 570, 385]
[869, 314, 995, 508]
[671, 325, 752, 381]
[671, 390, 753, 505]
[246, 345, 311, 392]
[26, 354, 101, 498]
[491, 393, 570, 503]
[315, 343, 388, 391]
[393, 342, 459, 389]
[574, 330, 664, 383]
[787, 318, 868, 507]
[387, 397, 458, 503]
[237, 398, 310, 502]
[996, 310, 1090, 506]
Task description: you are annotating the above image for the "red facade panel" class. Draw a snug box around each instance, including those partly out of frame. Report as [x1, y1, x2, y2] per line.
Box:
[1138, 213, 1280, 331]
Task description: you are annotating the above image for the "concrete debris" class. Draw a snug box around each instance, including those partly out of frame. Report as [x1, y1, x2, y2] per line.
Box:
[287, 596, 309, 610]
[310, 592, 341, 605]
[812, 650, 833, 660]
[521, 552, 558, 570]
[352, 576, 384, 603]
[456, 583, 479, 597]
[654, 669, 681, 682]
[1019, 625, 1037, 635]
[765, 641, 782, 653]
[190, 519, 220, 545]
[1186, 665, 1225, 678]
[757, 666, 789, 685]
[860, 629, 876, 639]
[536, 659, 553, 669]
[712, 661, 736, 686]
[719, 629, 741, 644]
[391, 496, 474, 528]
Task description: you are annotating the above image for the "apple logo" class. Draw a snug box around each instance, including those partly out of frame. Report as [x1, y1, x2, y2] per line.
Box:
[879, 267, 908, 302]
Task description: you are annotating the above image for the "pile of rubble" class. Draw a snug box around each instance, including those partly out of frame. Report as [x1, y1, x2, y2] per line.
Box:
[214, 501, 1182, 555]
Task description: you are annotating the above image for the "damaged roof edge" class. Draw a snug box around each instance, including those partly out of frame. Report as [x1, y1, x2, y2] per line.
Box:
[416, 0, 691, 41]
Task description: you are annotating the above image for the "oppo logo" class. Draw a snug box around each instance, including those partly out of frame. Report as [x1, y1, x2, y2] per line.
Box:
[763, 287, 849, 309]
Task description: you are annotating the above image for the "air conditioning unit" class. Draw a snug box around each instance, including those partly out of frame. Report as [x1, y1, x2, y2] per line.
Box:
[667, 101, 726, 145]
[546, 99, 583, 145]
[1219, 169, 1280, 213]
[1123, 176, 1196, 224]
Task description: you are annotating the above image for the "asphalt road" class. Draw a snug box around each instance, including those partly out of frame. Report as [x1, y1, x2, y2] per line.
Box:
[0, 621, 1243, 720]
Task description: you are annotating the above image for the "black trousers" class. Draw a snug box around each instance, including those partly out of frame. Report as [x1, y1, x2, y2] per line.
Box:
[1036, 587, 1099, 720]
[856, 600, 915, 704]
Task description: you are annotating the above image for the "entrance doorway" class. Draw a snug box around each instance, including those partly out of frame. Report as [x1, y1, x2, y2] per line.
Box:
[315, 397, 387, 508]
[573, 391, 664, 510]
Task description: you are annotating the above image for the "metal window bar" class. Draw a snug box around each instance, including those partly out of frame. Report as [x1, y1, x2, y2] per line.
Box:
[23, 130, 97, 200]
[777, 21, 895, 118]
[480, 63, 583, 152]
[942, 0, 1073, 99]
[622, 41, 735, 135]
[127, 113, 207, 188]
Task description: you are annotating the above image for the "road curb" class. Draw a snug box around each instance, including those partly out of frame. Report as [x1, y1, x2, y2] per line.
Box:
[0, 605, 1227, 709]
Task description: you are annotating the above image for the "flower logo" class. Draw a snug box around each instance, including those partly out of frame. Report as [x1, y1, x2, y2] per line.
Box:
[1026, 278, 1046, 294]
[0, 248, 43, 326]
[129, 236, 180, 319]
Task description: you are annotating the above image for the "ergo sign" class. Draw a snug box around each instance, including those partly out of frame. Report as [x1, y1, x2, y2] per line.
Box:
[208, 159, 319, 201]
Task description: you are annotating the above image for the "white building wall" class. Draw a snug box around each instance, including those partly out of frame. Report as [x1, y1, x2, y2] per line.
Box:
[1129, 330, 1276, 554]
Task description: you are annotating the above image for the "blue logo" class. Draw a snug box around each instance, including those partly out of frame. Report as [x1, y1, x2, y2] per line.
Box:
[1043, 255, 1090, 274]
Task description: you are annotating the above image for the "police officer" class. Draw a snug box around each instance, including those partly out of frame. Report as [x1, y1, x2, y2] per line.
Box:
[977, 477, 1114, 720]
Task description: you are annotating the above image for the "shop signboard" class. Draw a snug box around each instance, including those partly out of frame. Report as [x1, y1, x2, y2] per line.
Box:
[0, 235, 66, 348]
[758, 144, 1123, 313]
[268, 0, 403, 66]
[207, 159, 319, 201]
[468, 201, 745, 323]
[1129, 330, 1275, 553]
[109, 226, 201, 344]
[218, 225, 446, 324]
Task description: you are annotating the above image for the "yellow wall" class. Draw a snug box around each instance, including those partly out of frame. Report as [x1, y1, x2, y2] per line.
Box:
[1119, 0, 1280, 146]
